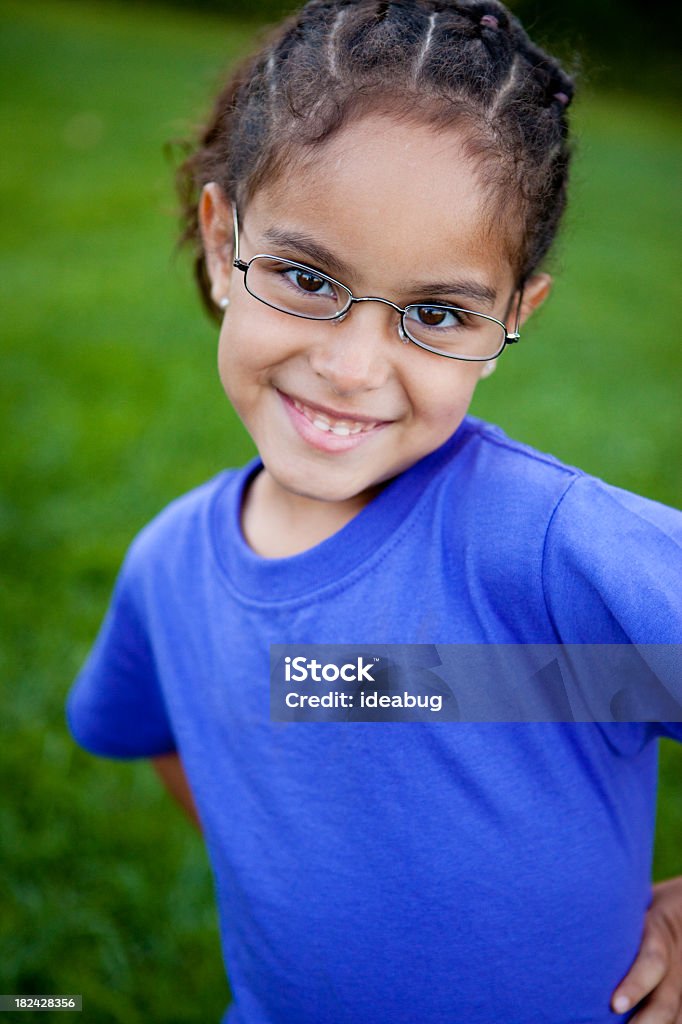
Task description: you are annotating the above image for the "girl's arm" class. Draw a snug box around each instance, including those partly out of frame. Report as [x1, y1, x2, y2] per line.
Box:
[151, 753, 202, 832]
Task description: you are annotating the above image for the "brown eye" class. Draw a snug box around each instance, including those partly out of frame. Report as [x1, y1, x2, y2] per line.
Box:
[295, 270, 327, 293]
[417, 306, 447, 326]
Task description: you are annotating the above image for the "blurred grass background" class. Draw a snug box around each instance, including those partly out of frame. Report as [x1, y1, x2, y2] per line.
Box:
[1, 1, 681, 1021]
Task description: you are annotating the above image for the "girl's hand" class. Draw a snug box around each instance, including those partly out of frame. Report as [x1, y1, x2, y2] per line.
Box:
[611, 876, 682, 1022]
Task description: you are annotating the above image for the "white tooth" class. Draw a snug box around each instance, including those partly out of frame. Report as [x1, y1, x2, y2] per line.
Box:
[349, 425, 363, 434]
[308, 407, 330, 424]
[312, 418, 331, 432]
[331, 425, 351, 436]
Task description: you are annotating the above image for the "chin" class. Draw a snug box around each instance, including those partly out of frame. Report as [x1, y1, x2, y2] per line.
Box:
[268, 459, 371, 505]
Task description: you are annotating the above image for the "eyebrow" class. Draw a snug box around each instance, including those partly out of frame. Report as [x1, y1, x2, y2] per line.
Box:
[260, 227, 498, 308]
[261, 227, 353, 280]
[407, 280, 497, 307]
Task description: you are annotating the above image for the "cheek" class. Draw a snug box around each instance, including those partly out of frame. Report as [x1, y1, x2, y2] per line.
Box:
[216, 310, 262, 380]
[408, 360, 482, 423]
[216, 308, 300, 403]
[216, 318, 255, 415]
[216, 322, 235, 396]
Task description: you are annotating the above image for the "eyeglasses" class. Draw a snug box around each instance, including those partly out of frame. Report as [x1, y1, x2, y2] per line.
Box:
[231, 206, 523, 361]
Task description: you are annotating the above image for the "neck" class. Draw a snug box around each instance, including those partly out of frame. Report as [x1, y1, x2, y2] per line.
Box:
[240, 467, 384, 558]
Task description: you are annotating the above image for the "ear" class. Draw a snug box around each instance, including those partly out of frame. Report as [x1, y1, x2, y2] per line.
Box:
[511, 272, 553, 330]
[481, 273, 552, 381]
[479, 358, 497, 379]
[198, 182, 235, 306]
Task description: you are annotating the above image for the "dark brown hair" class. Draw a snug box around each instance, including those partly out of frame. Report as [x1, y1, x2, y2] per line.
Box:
[174, 0, 576, 321]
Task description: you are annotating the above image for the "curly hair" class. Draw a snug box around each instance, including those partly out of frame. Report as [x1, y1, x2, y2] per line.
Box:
[174, 0, 576, 321]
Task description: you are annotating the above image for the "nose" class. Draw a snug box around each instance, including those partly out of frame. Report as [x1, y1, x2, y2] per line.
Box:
[307, 299, 398, 396]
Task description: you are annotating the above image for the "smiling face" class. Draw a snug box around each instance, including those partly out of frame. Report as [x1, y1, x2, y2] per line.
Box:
[200, 114, 550, 511]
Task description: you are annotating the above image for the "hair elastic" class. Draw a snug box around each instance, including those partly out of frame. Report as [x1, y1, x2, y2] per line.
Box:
[480, 14, 499, 29]
[553, 91, 570, 107]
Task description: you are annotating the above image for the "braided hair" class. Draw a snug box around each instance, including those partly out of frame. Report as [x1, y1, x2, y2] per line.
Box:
[175, 0, 576, 321]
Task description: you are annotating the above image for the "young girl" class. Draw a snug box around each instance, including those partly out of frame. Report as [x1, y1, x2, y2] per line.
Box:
[66, 1, 682, 1021]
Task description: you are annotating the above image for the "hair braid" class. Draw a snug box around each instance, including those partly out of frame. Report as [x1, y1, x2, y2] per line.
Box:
[174, 0, 576, 321]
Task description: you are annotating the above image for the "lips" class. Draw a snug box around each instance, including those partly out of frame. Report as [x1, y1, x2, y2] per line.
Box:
[278, 389, 392, 436]
[276, 388, 395, 454]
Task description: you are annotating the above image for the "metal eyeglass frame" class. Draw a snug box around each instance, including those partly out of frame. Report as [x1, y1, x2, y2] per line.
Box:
[231, 205, 523, 362]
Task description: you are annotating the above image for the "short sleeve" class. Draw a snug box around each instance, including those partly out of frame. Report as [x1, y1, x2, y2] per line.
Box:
[66, 542, 177, 760]
[542, 475, 682, 741]
[543, 475, 682, 642]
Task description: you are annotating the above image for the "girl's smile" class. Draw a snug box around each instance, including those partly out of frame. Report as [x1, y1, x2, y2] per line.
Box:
[278, 389, 394, 452]
[199, 114, 550, 546]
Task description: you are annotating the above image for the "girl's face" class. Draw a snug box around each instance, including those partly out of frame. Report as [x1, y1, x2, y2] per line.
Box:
[201, 115, 550, 508]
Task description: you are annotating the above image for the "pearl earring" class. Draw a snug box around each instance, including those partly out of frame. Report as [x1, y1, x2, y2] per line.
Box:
[480, 360, 497, 379]
[218, 296, 230, 310]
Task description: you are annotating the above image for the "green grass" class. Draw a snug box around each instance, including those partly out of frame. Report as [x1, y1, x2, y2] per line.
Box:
[1, 1, 681, 1020]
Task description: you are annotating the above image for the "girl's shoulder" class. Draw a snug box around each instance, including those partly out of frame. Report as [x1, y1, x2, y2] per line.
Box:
[446, 417, 682, 644]
[460, 415, 681, 536]
[113, 459, 257, 591]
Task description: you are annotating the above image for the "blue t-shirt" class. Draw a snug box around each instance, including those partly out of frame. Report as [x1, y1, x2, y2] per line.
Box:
[66, 416, 682, 1024]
